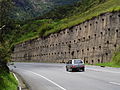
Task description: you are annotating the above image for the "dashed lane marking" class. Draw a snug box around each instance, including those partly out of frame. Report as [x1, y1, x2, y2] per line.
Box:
[109, 82, 120, 86]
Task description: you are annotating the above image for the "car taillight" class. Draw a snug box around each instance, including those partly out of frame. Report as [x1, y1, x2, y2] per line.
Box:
[71, 65, 76, 68]
[80, 65, 84, 67]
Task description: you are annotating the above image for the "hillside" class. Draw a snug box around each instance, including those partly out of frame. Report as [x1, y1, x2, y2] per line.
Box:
[12, 0, 120, 44]
[0, 0, 120, 54]
[0, 0, 120, 68]
[10, 0, 80, 20]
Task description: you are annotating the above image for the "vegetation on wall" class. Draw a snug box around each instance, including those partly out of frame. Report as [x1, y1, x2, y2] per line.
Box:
[112, 48, 120, 66]
[96, 48, 120, 68]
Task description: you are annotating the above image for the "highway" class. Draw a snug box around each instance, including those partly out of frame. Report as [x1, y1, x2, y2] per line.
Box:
[9, 63, 120, 90]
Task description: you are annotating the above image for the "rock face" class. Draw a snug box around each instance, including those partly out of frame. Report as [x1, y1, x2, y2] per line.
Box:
[12, 11, 120, 64]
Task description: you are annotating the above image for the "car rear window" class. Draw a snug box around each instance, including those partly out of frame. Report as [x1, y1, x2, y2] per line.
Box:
[74, 60, 83, 64]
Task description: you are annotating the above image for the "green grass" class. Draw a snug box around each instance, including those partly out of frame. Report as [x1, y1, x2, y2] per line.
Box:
[96, 51, 120, 68]
[44, 0, 120, 36]
[112, 51, 120, 65]
[96, 62, 120, 68]
[0, 69, 18, 90]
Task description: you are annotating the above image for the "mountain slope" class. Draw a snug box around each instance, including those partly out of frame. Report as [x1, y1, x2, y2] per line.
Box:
[11, 0, 80, 20]
[1, 0, 120, 44]
[13, 0, 120, 44]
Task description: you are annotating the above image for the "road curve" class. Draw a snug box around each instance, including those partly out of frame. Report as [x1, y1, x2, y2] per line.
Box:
[9, 63, 120, 90]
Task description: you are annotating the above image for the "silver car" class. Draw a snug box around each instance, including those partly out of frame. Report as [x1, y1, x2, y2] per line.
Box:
[66, 59, 85, 72]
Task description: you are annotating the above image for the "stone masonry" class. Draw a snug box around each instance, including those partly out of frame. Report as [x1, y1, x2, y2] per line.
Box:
[12, 11, 120, 64]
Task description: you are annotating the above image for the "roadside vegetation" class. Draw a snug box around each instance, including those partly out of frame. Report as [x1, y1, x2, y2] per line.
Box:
[96, 62, 120, 68]
[0, 69, 18, 90]
[0, 0, 18, 90]
[96, 50, 120, 68]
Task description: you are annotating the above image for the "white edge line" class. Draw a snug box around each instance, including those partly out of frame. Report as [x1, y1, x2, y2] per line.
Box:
[13, 73, 22, 90]
[30, 71, 66, 90]
[109, 82, 120, 86]
[21, 69, 66, 90]
[86, 68, 120, 74]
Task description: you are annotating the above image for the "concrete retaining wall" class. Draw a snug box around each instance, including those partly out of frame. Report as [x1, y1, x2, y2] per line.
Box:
[12, 11, 120, 64]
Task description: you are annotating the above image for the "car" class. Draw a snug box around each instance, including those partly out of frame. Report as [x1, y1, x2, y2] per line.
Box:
[7, 62, 14, 66]
[66, 59, 85, 72]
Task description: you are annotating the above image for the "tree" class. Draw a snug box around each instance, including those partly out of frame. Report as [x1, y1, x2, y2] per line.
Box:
[0, 0, 13, 26]
[0, 0, 14, 71]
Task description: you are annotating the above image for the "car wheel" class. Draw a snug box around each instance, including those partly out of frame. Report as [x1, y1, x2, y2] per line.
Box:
[78, 69, 81, 72]
[68, 68, 70, 72]
[66, 68, 68, 71]
[82, 68, 85, 72]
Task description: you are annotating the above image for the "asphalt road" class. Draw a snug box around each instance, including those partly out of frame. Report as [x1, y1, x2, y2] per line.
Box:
[9, 63, 120, 90]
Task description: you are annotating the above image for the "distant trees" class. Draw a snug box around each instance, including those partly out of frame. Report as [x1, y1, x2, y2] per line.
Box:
[35, 0, 106, 20]
[99, 0, 106, 3]
[0, 0, 14, 42]
[0, 0, 13, 26]
[36, 4, 74, 20]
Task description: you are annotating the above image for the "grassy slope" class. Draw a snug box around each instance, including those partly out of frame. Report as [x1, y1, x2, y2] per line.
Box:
[0, 69, 18, 90]
[15, 0, 120, 44]
[44, 0, 120, 36]
[96, 62, 120, 68]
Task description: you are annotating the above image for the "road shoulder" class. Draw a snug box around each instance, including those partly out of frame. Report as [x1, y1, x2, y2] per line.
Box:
[13, 72, 29, 90]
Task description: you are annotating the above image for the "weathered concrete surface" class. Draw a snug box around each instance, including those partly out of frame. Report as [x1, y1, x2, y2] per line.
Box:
[12, 11, 120, 64]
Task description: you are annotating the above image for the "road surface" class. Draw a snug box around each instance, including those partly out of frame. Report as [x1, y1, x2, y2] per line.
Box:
[9, 63, 120, 90]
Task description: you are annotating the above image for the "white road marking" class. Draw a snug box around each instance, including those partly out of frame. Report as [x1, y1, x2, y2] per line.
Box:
[66, 71, 72, 73]
[13, 73, 19, 81]
[21, 69, 66, 90]
[86, 68, 120, 74]
[109, 82, 120, 86]
[13, 73, 22, 90]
